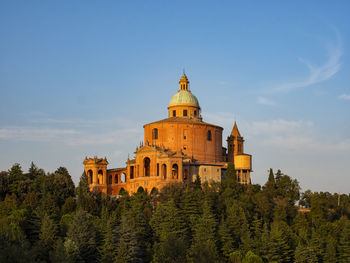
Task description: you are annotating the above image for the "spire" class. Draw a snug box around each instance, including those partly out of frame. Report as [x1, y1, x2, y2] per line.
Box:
[179, 73, 189, 91]
[230, 121, 241, 137]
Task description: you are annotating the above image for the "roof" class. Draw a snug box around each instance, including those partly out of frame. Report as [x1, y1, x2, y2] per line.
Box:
[169, 90, 199, 107]
[144, 117, 223, 129]
[230, 121, 241, 137]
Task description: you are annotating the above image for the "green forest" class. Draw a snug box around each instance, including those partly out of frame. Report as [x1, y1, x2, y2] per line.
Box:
[0, 162, 349, 263]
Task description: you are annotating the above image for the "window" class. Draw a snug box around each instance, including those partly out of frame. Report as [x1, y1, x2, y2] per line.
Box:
[157, 163, 159, 176]
[162, 164, 167, 179]
[183, 146, 187, 150]
[87, 170, 93, 184]
[130, 166, 134, 179]
[144, 157, 150, 177]
[194, 110, 197, 116]
[172, 164, 178, 179]
[183, 109, 187, 116]
[152, 128, 158, 140]
[121, 173, 126, 183]
[207, 130, 212, 141]
[173, 110, 176, 117]
[204, 168, 206, 172]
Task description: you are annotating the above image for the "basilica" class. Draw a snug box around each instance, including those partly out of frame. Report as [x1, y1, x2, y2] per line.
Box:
[83, 73, 252, 195]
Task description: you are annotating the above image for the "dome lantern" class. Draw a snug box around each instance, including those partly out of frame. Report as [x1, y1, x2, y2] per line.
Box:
[168, 73, 201, 120]
[179, 73, 189, 91]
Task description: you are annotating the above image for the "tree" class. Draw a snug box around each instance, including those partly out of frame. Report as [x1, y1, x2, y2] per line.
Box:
[115, 196, 152, 263]
[294, 242, 318, 263]
[180, 185, 203, 231]
[61, 196, 76, 215]
[268, 168, 275, 184]
[242, 251, 263, 263]
[151, 198, 188, 262]
[189, 201, 218, 263]
[338, 217, 350, 263]
[38, 214, 59, 261]
[226, 201, 250, 249]
[65, 209, 97, 262]
[99, 219, 118, 263]
[0, 171, 8, 201]
[115, 236, 131, 263]
[218, 216, 234, 259]
[265, 221, 294, 263]
[7, 163, 25, 198]
[49, 167, 75, 207]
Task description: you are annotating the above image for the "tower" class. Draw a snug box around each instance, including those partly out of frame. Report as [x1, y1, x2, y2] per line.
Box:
[226, 122, 252, 184]
[83, 157, 109, 193]
[227, 122, 244, 163]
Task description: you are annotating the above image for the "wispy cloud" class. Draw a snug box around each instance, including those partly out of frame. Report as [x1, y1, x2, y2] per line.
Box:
[339, 94, 350, 100]
[257, 96, 275, 106]
[204, 112, 350, 154]
[0, 125, 142, 146]
[246, 119, 350, 153]
[271, 30, 342, 92]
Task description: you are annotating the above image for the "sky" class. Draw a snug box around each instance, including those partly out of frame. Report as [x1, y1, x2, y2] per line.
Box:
[0, 1, 349, 193]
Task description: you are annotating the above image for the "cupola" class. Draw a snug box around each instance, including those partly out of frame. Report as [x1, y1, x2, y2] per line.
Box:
[168, 73, 201, 119]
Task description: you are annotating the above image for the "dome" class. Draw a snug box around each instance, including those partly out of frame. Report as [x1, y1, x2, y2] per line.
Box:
[169, 90, 199, 107]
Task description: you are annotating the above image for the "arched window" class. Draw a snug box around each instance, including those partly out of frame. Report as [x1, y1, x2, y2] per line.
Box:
[114, 174, 118, 184]
[162, 164, 167, 180]
[194, 110, 197, 116]
[207, 130, 212, 141]
[144, 157, 150, 177]
[87, 170, 93, 184]
[98, 169, 103, 184]
[172, 164, 178, 179]
[173, 110, 176, 117]
[152, 128, 158, 140]
[130, 166, 134, 179]
[121, 173, 126, 183]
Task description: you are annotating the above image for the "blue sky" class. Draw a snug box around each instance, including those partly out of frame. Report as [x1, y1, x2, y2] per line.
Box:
[0, 1, 349, 193]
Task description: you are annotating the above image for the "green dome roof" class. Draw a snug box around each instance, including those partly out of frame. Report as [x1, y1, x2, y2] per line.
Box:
[169, 90, 199, 107]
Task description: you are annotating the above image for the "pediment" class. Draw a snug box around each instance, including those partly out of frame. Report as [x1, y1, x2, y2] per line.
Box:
[135, 145, 159, 154]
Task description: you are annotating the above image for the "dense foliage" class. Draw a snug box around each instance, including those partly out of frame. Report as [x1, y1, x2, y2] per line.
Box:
[0, 163, 349, 262]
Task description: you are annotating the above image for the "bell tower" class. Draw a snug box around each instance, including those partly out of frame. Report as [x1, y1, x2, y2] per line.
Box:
[227, 122, 244, 163]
